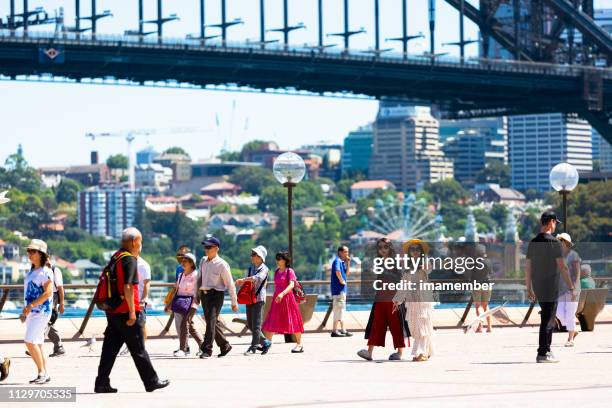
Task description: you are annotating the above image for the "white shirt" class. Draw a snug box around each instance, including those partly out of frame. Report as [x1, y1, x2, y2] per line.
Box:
[137, 257, 152, 302]
[52, 266, 64, 293]
[198, 255, 237, 307]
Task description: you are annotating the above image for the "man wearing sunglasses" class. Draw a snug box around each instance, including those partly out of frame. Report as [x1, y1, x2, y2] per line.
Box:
[197, 236, 238, 358]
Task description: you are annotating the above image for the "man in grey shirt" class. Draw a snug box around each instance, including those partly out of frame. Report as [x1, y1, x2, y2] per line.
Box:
[236, 245, 272, 355]
[198, 236, 238, 358]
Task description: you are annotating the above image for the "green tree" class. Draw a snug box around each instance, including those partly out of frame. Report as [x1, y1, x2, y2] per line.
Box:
[475, 161, 510, 187]
[55, 178, 83, 204]
[241, 140, 272, 159]
[229, 166, 276, 195]
[164, 147, 190, 158]
[425, 179, 470, 204]
[218, 151, 241, 161]
[106, 154, 128, 170]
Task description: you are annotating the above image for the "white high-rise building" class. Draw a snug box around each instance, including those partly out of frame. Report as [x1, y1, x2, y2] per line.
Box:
[369, 103, 453, 191]
[509, 113, 593, 192]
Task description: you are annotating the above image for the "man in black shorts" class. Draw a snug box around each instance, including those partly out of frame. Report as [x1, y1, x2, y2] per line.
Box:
[525, 211, 575, 363]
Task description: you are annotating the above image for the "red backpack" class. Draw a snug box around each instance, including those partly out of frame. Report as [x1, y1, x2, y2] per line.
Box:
[93, 250, 132, 311]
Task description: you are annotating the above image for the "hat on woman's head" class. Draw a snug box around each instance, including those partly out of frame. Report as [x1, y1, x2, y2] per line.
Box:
[556, 233, 573, 247]
[26, 239, 48, 255]
[181, 253, 197, 268]
[402, 238, 429, 255]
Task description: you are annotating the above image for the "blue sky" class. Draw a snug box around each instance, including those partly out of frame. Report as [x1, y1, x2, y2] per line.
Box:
[0, 0, 606, 167]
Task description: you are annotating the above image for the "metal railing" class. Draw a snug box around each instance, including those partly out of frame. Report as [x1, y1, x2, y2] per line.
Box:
[1, 29, 610, 80]
[1, 277, 610, 341]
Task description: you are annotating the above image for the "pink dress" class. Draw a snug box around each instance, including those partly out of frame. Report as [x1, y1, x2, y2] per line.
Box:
[262, 268, 304, 334]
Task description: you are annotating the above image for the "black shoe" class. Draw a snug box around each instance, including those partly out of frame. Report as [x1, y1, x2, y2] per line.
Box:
[331, 331, 344, 337]
[199, 352, 212, 359]
[261, 340, 272, 355]
[244, 346, 257, 355]
[25, 351, 31, 356]
[218, 345, 232, 357]
[341, 331, 353, 337]
[145, 379, 170, 392]
[49, 347, 66, 357]
[94, 385, 118, 393]
[0, 358, 10, 382]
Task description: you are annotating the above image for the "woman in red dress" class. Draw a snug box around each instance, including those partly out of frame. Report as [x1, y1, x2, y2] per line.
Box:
[262, 251, 305, 353]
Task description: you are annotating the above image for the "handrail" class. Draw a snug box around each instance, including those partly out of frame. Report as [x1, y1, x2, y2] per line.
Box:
[0, 277, 610, 290]
[1, 29, 610, 79]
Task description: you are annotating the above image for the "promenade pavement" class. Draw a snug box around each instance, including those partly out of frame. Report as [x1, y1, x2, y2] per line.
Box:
[1, 324, 611, 407]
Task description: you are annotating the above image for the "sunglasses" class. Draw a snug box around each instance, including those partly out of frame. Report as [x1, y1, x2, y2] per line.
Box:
[251, 252, 258, 257]
[204, 245, 215, 250]
[377, 244, 391, 250]
[408, 246, 421, 252]
[26, 249, 37, 255]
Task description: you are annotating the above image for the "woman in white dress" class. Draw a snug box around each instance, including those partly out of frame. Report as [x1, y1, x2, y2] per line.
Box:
[393, 239, 434, 362]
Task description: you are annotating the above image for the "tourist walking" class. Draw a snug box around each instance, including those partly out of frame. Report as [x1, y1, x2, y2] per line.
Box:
[168, 253, 202, 357]
[120, 255, 152, 356]
[236, 245, 271, 355]
[525, 211, 575, 363]
[94, 227, 169, 393]
[173, 245, 192, 354]
[394, 239, 434, 362]
[469, 244, 493, 333]
[580, 264, 596, 289]
[358, 238, 409, 361]
[46, 257, 66, 357]
[198, 236, 238, 358]
[22, 239, 54, 384]
[330, 245, 352, 338]
[262, 251, 305, 354]
[556, 233, 581, 347]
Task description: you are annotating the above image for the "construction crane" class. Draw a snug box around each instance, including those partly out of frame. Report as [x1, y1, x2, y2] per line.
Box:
[85, 127, 200, 190]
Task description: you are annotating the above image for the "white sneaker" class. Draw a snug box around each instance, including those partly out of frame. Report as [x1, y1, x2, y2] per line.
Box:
[34, 373, 50, 384]
[173, 350, 186, 357]
[565, 341, 575, 347]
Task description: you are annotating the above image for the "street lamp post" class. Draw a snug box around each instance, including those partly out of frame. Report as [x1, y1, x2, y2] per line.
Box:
[273, 152, 306, 263]
[549, 162, 579, 233]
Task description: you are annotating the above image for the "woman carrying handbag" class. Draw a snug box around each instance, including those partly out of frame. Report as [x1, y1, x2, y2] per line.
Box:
[166, 253, 203, 357]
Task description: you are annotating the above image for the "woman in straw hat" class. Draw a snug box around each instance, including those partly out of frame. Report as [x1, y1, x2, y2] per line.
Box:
[394, 239, 434, 362]
[22, 239, 54, 383]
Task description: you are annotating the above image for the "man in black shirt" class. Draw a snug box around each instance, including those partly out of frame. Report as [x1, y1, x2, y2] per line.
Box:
[95, 227, 169, 393]
[525, 211, 575, 363]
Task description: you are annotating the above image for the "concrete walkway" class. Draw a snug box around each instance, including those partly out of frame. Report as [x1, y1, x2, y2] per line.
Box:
[1, 324, 611, 407]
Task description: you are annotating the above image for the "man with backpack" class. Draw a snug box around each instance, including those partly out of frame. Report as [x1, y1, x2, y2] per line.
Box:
[94, 227, 169, 393]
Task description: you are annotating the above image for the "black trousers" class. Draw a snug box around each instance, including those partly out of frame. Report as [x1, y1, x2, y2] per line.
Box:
[95, 313, 159, 388]
[537, 301, 558, 356]
[246, 301, 266, 347]
[200, 290, 230, 355]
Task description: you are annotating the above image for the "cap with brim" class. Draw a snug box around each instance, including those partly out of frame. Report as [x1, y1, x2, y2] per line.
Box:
[556, 233, 573, 246]
[251, 245, 267, 262]
[26, 239, 48, 255]
[541, 211, 562, 224]
[181, 253, 197, 268]
[402, 239, 430, 254]
[202, 236, 221, 248]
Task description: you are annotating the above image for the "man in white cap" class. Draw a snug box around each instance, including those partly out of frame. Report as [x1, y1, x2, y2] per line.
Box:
[236, 245, 271, 355]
